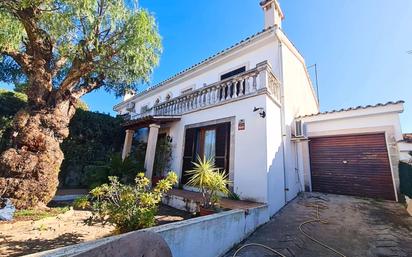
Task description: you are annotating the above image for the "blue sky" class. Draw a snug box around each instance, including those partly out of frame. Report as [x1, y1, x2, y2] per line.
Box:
[1, 0, 411, 132]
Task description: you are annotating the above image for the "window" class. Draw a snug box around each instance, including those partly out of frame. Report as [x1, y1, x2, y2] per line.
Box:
[220, 66, 246, 80]
[196, 128, 216, 160]
[181, 122, 230, 184]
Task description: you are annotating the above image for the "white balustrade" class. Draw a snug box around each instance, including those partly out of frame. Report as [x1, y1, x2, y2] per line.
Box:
[131, 62, 280, 119]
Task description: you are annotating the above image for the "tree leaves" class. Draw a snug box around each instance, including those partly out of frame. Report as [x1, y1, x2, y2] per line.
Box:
[0, 0, 161, 98]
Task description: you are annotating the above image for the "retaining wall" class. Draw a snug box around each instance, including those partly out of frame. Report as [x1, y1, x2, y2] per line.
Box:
[29, 205, 269, 257]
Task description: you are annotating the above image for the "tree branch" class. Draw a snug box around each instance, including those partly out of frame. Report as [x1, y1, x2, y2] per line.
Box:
[2, 50, 31, 73]
[71, 74, 105, 99]
[51, 56, 67, 77]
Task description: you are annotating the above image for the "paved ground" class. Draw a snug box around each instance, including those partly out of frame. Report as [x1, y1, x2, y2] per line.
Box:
[225, 193, 412, 257]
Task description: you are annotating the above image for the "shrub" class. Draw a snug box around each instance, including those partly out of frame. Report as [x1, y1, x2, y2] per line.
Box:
[73, 196, 90, 210]
[399, 161, 412, 198]
[185, 156, 230, 209]
[88, 172, 178, 233]
[84, 153, 144, 189]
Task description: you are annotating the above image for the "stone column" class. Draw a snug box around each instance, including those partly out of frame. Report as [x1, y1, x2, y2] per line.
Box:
[121, 129, 135, 160]
[144, 124, 160, 181]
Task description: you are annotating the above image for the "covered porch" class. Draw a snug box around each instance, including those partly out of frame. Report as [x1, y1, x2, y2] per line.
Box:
[121, 115, 181, 182]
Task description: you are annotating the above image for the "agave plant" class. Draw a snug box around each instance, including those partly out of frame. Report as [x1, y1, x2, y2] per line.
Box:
[185, 156, 230, 209]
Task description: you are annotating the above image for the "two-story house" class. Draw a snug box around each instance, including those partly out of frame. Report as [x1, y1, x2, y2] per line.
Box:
[114, 0, 405, 216]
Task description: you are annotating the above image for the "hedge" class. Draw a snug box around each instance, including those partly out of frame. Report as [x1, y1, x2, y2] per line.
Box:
[399, 161, 412, 198]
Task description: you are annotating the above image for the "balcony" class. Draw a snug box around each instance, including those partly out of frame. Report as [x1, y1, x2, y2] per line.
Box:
[130, 61, 280, 120]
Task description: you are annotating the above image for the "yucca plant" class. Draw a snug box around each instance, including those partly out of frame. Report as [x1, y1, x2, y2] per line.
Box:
[185, 156, 230, 210]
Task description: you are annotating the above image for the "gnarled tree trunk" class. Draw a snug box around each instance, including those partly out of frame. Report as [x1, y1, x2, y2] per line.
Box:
[0, 100, 76, 209]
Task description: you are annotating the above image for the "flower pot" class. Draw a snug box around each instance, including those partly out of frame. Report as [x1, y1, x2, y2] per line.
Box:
[199, 206, 215, 216]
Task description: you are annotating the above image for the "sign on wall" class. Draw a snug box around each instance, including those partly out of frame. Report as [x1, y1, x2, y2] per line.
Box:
[238, 119, 245, 130]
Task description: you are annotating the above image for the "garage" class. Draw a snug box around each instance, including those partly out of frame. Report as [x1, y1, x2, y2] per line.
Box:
[309, 133, 396, 200]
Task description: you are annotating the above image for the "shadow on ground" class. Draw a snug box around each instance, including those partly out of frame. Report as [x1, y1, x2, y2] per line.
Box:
[1, 232, 83, 257]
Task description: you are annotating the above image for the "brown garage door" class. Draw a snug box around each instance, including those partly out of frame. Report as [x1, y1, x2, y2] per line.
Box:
[309, 133, 396, 200]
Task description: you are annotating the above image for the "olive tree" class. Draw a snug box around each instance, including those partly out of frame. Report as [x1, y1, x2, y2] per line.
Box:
[0, 0, 161, 209]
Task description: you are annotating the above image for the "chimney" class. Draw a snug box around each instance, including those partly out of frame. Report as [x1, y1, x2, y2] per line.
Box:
[260, 0, 284, 29]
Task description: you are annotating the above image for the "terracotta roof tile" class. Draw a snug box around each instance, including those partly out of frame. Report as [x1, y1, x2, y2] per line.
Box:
[298, 100, 404, 119]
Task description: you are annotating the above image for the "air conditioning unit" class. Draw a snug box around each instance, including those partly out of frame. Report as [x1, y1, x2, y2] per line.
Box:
[294, 120, 305, 138]
[126, 102, 135, 112]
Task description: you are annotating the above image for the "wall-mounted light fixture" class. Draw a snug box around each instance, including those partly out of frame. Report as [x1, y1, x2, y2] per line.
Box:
[253, 107, 266, 118]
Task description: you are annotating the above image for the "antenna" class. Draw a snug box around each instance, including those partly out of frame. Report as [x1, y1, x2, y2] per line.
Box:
[307, 64, 320, 105]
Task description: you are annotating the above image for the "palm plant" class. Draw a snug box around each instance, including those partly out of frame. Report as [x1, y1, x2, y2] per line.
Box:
[185, 156, 230, 209]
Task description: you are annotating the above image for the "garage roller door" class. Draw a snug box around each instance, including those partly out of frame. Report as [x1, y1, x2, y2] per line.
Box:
[309, 133, 396, 200]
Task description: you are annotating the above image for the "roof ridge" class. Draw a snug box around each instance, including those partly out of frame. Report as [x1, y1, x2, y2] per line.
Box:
[117, 26, 276, 106]
[298, 100, 405, 119]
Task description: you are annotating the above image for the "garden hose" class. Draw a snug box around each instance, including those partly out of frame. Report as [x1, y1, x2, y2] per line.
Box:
[232, 243, 287, 257]
[298, 203, 348, 257]
[232, 202, 349, 257]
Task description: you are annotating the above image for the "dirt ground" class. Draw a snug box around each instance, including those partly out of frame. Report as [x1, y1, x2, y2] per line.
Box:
[0, 205, 192, 257]
[225, 193, 412, 257]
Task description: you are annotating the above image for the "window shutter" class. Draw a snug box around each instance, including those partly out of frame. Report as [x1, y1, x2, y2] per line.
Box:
[181, 127, 197, 184]
[215, 122, 230, 174]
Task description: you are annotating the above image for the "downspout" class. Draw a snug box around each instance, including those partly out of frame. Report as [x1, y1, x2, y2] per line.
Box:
[276, 30, 288, 204]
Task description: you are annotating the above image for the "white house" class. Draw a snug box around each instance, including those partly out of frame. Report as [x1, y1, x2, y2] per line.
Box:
[114, 0, 406, 215]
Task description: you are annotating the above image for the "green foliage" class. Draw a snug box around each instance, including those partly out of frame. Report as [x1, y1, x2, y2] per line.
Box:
[185, 156, 231, 209]
[88, 172, 178, 233]
[84, 153, 144, 189]
[59, 109, 125, 187]
[153, 136, 173, 178]
[0, 0, 162, 96]
[14, 207, 70, 221]
[399, 161, 412, 198]
[0, 89, 27, 150]
[73, 196, 90, 210]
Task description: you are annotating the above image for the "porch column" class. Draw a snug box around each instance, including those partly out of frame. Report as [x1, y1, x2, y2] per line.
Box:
[144, 124, 160, 181]
[121, 129, 135, 160]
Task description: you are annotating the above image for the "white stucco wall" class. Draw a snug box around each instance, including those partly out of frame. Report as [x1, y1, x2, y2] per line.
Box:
[167, 94, 277, 204]
[265, 96, 285, 214]
[270, 30, 319, 203]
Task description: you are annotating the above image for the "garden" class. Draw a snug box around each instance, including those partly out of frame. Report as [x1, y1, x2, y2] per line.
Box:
[0, 90, 193, 256]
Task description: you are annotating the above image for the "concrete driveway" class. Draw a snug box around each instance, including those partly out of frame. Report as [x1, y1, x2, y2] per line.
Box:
[224, 193, 412, 257]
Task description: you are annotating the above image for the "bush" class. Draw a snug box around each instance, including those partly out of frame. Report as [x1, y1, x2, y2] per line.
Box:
[88, 172, 178, 233]
[399, 161, 412, 198]
[84, 153, 144, 189]
[185, 156, 230, 209]
[73, 196, 90, 210]
[59, 109, 125, 187]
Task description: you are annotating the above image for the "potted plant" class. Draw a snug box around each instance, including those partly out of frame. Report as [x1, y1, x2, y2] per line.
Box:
[185, 156, 230, 215]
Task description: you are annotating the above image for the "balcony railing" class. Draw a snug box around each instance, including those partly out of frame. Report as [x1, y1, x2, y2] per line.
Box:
[131, 61, 280, 120]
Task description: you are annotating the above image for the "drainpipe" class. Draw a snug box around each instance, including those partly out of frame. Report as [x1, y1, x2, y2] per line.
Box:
[276, 30, 288, 204]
